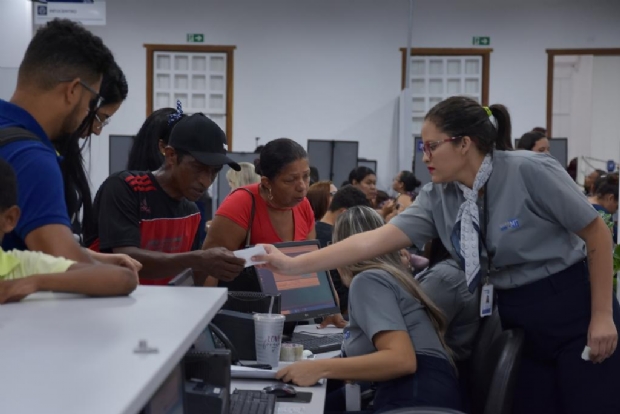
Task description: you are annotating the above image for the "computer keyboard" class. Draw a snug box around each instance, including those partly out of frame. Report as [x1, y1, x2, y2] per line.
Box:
[230, 389, 276, 414]
[289, 332, 344, 354]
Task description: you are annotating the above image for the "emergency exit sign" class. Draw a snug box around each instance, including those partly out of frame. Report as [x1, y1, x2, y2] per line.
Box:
[473, 36, 491, 46]
[187, 33, 205, 43]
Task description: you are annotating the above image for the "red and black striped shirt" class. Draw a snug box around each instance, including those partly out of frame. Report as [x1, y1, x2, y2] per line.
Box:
[86, 171, 200, 285]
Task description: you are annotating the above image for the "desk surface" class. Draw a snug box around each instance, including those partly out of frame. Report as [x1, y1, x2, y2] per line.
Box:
[0, 286, 227, 414]
[232, 323, 343, 414]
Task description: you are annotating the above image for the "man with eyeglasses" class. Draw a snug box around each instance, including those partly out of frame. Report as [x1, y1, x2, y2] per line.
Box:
[0, 19, 140, 274]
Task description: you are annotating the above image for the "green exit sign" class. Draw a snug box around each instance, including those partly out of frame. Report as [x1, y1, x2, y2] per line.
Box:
[187, 33, 205, 43]
[473, 36, 491, 46]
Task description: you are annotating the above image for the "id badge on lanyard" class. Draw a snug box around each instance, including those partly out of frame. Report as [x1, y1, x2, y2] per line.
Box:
[480, 280, 494, 317]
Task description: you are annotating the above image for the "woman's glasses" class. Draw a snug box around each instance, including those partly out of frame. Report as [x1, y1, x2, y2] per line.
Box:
[94, 114, 111, 130]
[422, 136, 462, 159]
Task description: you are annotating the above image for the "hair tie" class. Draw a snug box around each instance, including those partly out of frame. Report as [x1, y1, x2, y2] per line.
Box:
[168, 100, 184, 125]
[483, 106, 498, 129]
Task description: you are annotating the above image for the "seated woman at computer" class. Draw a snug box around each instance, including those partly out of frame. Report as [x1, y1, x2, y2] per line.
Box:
[203, 138, 316, 290]
[276, 206, 461, 412]
[84, 113, 246, 286]
[0, 159, 137, 304]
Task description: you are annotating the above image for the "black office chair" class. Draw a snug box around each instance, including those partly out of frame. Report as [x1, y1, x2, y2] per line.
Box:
[471, 329, 525, 414]
[469, 308, 502, 385]
[383, 328, 523, 414]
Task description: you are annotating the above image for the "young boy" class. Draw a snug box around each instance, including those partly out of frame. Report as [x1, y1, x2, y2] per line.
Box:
[0, 159, 137, 304]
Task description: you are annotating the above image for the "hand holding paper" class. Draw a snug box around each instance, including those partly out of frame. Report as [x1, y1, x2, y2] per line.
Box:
[234, 245, 268, 268]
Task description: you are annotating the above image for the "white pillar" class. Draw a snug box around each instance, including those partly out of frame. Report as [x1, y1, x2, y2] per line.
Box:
[0, 0, 32, 99]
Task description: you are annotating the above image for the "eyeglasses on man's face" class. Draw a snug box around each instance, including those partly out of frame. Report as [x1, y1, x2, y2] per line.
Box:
[58, 78, 105, 110]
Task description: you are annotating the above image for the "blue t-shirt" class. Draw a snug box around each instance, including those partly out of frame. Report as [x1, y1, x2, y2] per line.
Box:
[0, 99, 71, 251]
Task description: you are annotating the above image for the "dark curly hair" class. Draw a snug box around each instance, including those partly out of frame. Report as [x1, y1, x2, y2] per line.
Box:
[18, 18, 114, 90]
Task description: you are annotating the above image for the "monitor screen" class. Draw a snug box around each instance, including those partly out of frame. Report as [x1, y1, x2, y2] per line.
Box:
[256, 241, 339, 321]
[109, 135, 134, 175]
[143, 363, 184, 414]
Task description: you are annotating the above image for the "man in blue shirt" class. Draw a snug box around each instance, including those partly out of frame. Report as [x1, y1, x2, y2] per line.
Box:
[0, 19, 137, 271]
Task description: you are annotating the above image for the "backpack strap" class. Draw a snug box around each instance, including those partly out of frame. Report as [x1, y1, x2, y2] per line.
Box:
[0, 127, 41, 147]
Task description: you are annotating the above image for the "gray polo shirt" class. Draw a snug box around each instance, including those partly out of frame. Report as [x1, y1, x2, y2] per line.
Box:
[391, 150, 598, 289]
[416, 259, 480, 361]
[343, 269, 449, 362]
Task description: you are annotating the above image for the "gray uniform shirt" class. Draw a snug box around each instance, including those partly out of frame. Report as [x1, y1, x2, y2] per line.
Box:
[391, 150, 599, 289]
[343, 269, 449, 361]
[416, 259, 480, 361]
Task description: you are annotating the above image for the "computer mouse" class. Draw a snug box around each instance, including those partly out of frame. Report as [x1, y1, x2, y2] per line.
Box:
[263, 383, 297, 397]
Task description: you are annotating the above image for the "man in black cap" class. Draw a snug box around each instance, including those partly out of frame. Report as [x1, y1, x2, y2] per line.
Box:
[85, 113, 245, 285]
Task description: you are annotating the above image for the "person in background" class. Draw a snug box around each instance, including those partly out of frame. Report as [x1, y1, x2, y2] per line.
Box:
[226, 161, 260, 191]
[416, 239, 480, 409]
[0, 159, 137, 304]
[517, 131, 550, 154]
[588, 173, 618, 243]
[307, 180, 337, 222]
[257, 96, 620, 414]
[315, 185, 370, 317]
[55, 61, 128, 244]
[392, 170, 421, 213]
[309, 166, 320, 186]
[584, 169, 606, 196]
[126, 103, 211, 246]
[203, 138, 315, 289]
[86, 113, 245, 285]
[276, 206, 461, 412]
[532, 126, 547, 135]
[0, 19, 138, 273]
[567, 157, 578, 182]
[348, 166, 378, 207]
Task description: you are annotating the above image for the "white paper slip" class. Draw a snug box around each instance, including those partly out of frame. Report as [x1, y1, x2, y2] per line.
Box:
[581, 345, 591, 361]
[233, 245, 267, 267]
[231, 365, 277, 380]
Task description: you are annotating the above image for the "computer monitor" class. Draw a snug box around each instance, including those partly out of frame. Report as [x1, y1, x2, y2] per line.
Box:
[513, 137, 568, 168]
[255, 240, 340, 322]
[109, 134, 135, 175]
[167, 269, 194, 287]
[142, 363, 185, 414]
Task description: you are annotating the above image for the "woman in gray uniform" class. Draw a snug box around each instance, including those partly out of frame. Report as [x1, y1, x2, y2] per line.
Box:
[276, 206, 461, 412]
[257, 96, 619, 414]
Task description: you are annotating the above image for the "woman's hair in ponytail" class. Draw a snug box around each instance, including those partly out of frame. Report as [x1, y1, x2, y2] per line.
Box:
[425, 96, 513, 154]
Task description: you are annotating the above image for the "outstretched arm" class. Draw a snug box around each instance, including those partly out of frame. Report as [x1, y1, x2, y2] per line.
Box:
[256, 224, 411, 275]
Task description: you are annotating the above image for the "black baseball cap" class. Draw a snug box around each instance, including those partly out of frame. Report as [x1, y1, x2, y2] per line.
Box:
[168, 113, 240, 171]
